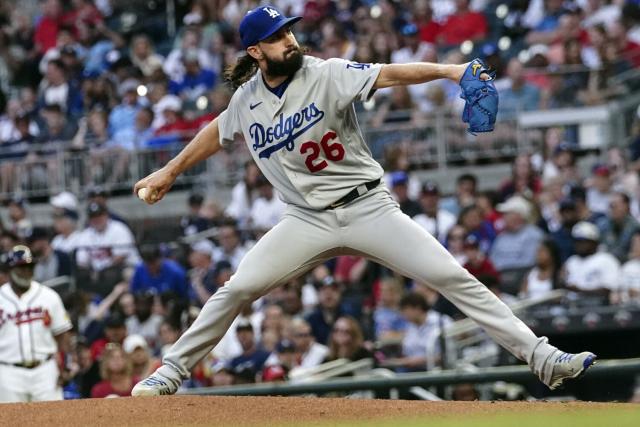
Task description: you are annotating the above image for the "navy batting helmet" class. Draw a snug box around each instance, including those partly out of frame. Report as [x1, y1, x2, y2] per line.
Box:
[1, 245, 35, 269]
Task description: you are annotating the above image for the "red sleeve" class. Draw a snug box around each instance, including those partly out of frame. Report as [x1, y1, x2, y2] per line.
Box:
[91, 381, 111, 398]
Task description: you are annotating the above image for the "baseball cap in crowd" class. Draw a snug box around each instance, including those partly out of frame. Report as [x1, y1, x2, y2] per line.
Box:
[463, 234, 480, 249]
[572, 221, 600, 241]
[496, 195, 531, 219]
[276, 339, 295, 353]
[188, 193, 204, 207]
[25, 227, 50, 244]
[191, 239, 215, 256]
[105, 312, 126, 329]
[239, 5, 302, 49]
[118, 78, 140, 98]
[54, 208, 79, 221]
[552, 142, 572, 156]
[236, 318, 254, 332]
[87, 185, 108, 198]
[51, 191, 79, 211]
[6, 196, 26, 209]
[390, 171, 409, 187]
[401, 23, 419, 37]
[123, 334, 149, 354]
[592, 164, 610, 177]
[481, 42, 498, 58]
[558, 198, 577, 212]
[87, 201, 108, 217]
[155, 95, 182, 113]
[421, 181, 440, 196]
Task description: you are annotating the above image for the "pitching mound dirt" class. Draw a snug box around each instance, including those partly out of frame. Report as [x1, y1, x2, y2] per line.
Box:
[0, 396, 632, 427]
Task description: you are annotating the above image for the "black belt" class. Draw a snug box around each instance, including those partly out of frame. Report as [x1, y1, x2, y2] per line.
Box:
[0, 354, 53, 369]
[326, 179, 381, 210]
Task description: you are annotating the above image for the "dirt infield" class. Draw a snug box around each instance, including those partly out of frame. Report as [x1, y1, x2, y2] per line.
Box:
[0, 396, 636, 427]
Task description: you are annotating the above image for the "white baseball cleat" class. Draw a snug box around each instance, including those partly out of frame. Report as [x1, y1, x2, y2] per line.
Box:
[131, 368, 182, 396]
[547, 351, 597, 390]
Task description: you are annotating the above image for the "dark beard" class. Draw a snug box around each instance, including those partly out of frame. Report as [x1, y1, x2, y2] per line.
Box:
[265, 48, 303, 77]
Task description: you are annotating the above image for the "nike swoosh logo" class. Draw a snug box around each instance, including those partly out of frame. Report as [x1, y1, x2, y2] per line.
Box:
[250, 102, 263, 110]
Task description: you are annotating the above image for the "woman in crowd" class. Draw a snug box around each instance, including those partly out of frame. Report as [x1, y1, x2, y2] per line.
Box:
[90, 343, 139, 398]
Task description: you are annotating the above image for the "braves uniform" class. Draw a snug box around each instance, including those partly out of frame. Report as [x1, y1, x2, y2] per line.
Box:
[159, 54, 562, 386]
[0, 281, 72, 402]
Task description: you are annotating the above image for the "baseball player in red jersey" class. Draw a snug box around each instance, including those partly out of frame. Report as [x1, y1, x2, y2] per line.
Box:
[132, 5, 595, 396]
[0, 246, 72, 402]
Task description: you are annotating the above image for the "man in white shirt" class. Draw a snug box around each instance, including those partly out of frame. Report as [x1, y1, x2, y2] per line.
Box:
[619, 231, 640, 303]
[413, 181, 457, 244]
[563, 221, 620, 304]
[250, 175, 286, 233]
[212, 224, 248, 271]
[75, 202, 140, 296]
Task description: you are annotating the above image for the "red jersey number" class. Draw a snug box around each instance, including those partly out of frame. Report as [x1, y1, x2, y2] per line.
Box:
[301, 131, 345, 173]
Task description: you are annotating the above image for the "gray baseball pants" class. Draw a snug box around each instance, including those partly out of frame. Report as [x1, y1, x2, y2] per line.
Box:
[163, 186, 559, 385]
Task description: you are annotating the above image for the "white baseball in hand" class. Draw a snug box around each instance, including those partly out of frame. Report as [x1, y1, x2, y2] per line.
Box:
[137, 187, 154, 202]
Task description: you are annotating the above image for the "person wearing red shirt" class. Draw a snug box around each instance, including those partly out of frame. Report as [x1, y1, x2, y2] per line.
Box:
[463, 235, 500, 284]
[91, 343, 139, 398]
[414, 3, 441, 44]
[34, 0, 64, 55]
[439, 0, 488, 46]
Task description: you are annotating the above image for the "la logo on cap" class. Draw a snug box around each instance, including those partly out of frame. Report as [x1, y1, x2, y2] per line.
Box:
[263, 7, 280, 18]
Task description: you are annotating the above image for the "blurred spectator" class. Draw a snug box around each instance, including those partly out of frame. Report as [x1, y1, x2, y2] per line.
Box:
[519, 239, 561, 299]
[439, 0, 488, 45]
[550, 198, 579, 263]
[441, 173, 477, 217]
[188, 239, 218, 305]
[414, 1, 442, 44]
[458, 204, 497, 254]
[525, 0, 569, 45]
[228, 320, 271, 384]
[75, 202, 140, 296]
[163, 27, 214, 82]
[290, 318, 329, 368]
[382, 146, 421, 201]
[463, 235, 500, 284]
[226, 160, 260, 228]
[181, 193, 210, 237]
[130, 243, 190, 301]
[125, 292, 164, 350]
[123, 334, 161, 379]
[619, 231, 640, 303]
[249, 175, 286, 232]
[498, 59, 541, 121]
[587, 164, 614, 216]
[601, 192, 640, 263]
[109, 107, 154, 151]
[158, 320, 181, 357]
[50, 205, 80, 254]
[5, 196, 32, 239]
[563, 221, 620, 304]
[445, 225, 468, 265]
[129, 34, 164, 78]
[490, 196, 544, 294]
[386, 293, 452, 371]
[34, 0, 64, 55]
[38, 59, 83, 117]
[108, 79, 141, 137]
[389, 171, 422, 217]
[305, 279, 349, 345]
[26, 226, 71, 283]
[90, 312, 127, 361]
[324, 316, 373, 363]
[168, 48, 216, 103]
[212, 224, 248, 271]
[86, 186, 128, 226]
[90, 343, 138, 398]
[542, 142, 578, 185]
[413, 181, 456, 243]
[373, 277, 408, 342]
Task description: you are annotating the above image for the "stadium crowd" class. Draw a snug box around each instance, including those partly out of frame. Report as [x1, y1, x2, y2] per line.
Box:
[1, 0, 640, 401]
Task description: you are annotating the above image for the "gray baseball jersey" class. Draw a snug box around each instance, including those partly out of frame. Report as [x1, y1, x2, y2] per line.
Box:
[218, 56, 384, 209]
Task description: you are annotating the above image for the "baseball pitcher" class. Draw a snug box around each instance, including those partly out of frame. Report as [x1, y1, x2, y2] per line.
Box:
[132, 5, 595, 396]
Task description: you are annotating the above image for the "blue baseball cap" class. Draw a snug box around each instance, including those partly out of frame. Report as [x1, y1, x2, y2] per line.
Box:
[239, 5, 302, 49]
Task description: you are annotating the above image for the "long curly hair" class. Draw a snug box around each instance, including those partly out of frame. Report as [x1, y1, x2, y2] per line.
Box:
[224, 54, 259, 91]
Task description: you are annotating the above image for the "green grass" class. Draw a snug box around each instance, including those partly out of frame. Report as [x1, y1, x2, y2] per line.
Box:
[324, 408, 640, 427]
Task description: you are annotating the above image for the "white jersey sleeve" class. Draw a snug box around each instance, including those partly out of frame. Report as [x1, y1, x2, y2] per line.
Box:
[326, 58, 383, 110]
[48, 288, 72, 336]
[218, 92, 243, 148]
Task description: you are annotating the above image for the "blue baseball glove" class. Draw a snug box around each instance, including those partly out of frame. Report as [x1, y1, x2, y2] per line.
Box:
[459, 58, 498, 134]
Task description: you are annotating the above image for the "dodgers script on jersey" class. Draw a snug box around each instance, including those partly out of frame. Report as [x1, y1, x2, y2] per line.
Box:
[218, 56, 385, 209]
[0, 282, 71, 364]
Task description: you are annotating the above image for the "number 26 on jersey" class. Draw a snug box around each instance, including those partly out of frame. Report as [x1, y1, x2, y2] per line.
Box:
[300, 131, 345, 173]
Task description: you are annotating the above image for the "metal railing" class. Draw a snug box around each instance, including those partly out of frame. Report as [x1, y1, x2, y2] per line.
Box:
[180, 357, 640, 397]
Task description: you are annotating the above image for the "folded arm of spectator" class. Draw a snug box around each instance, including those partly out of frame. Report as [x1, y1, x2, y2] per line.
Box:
[91, 282, 129, 321]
